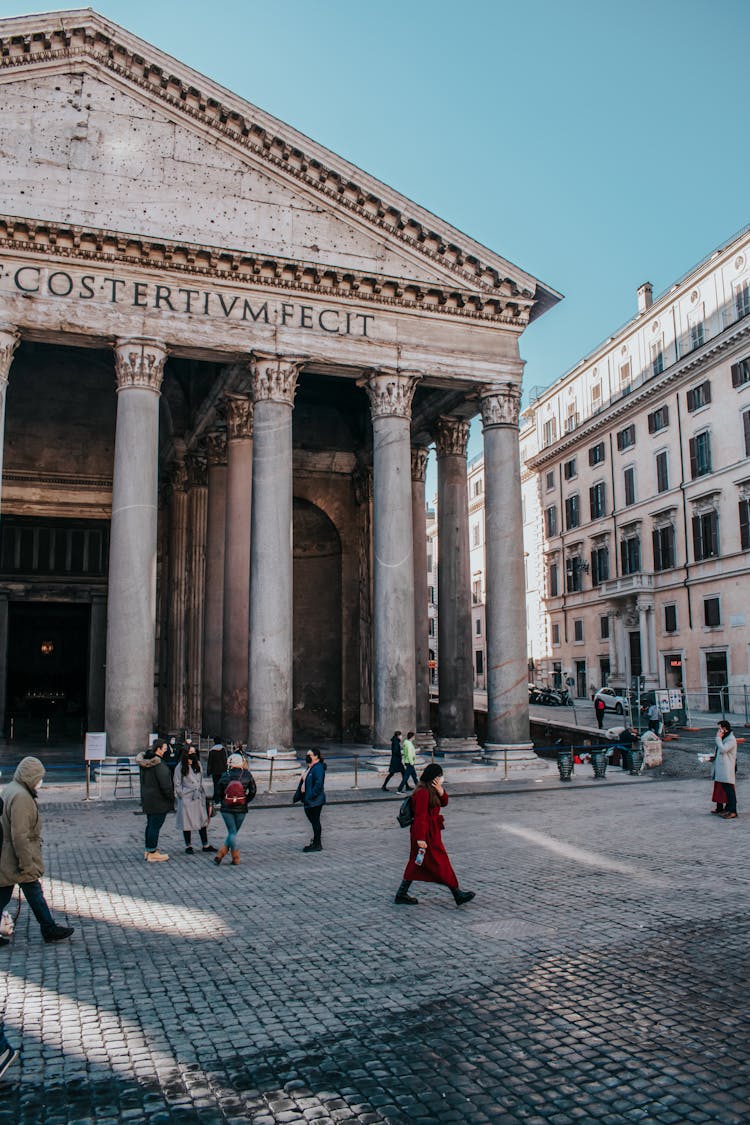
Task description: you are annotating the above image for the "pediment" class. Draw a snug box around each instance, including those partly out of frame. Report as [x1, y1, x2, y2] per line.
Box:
[0, 9, 561, 320]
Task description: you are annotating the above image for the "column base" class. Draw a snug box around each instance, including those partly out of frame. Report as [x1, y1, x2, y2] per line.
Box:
[246, 751, 301, 790]
[481, 743, 556, 775]
[415, 729, 436, 751]
[436, 736, 482, 758]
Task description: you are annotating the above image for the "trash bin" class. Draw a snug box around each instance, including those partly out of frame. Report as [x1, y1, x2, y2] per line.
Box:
[556, 748, 574, 782]
[590, 748, 608, 780]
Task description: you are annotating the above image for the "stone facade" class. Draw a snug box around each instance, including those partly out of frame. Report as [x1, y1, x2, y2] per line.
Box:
[0, 9, 559, 754]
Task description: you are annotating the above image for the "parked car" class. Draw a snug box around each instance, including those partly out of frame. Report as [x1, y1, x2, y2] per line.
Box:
[594, 687, 630, 715]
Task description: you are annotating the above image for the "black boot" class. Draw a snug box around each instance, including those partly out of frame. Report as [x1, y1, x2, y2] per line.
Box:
[452, 888, 476, 906]
[394, 880, 418, 905]
[43, 924, 75, 944]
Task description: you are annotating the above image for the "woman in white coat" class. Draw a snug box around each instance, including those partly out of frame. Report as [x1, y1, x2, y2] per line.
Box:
[173, 746, 215, 853]
[712, 720, 738, 820]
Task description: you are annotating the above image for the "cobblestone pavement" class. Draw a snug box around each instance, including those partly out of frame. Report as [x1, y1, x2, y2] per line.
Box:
[1, 779, 749, 1124]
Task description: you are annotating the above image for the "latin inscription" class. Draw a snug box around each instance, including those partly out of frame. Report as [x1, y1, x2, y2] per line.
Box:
[1, 262, 376, 338]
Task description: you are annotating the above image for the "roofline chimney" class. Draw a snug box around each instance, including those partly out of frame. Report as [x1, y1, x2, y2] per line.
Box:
[637, 281, 653, 313]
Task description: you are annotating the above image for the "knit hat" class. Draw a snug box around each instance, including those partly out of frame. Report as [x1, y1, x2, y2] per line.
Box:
[227, 753, 244, 768]
[420, 763, 444, 785]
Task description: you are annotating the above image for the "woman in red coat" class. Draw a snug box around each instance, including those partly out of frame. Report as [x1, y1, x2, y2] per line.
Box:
[395, 763, 475, 906]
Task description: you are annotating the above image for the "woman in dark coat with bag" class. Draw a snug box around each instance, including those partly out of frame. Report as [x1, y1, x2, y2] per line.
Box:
[294, 748, 327, 852]
[395, 763, 475, 906]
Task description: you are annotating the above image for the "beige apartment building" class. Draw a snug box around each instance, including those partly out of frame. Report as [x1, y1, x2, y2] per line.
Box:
[520, 225, 750, 711]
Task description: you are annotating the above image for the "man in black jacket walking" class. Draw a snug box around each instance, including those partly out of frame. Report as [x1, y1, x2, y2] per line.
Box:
[382, 731, 405, 792]
[136, 742, 174, 862]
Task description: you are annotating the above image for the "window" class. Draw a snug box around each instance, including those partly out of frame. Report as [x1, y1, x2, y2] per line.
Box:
[664, 604, 677, 633]
[686, 381, 711, 412]
[573, 619, 584, 643]
[563, 457, 577, 480]
[475, 617, 482, 635]
[472, 579, 482, 604]
[692, 510, 719, 561]
[617, 424, 635, 451]
[552, 623, 561, 645]
[734, 357, 750, 388]
[740, 499, 750, 551]
[428, 618, 435, 636]
[565, 555, 584, 593]
[473, 477, 483, 496]
[703, 597, 721, 627]
[624, 466, 636, 506]
[600, 615, 609, 640]
[564, 403, 579, 432]
[548, 562, 559, 597]
[648, 405, 670, 433]
[545, 505, 558, 537]
[737, 281, 750, 319]
[651, 344, 664, 377]
[592, 383, 602, 410]
[743, 409, 750, 457]
[621, 535, 641, 575]
[590, 544, 609, 586]
[589, 481, 606, 520]
[656, 450, 669, 494]
[428, 585, 435, 603]
[546, 470, 556, 491]
[619, 361, 632, 390]
[690, 322, 705, 350]
[472, 522, 480, 547]
[653, 525, 676, 571]
[565, 494, 580, 530]
[689, 431, 712, 479]
[475, 651, 484, 677]
[543, 417, 558, 446]
[588, 441, 605, 466]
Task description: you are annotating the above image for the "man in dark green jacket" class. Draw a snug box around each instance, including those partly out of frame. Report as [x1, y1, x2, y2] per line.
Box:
[136, 742, 174, 862]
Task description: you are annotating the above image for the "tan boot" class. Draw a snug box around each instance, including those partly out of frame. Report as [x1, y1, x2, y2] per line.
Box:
[213, 845, 229, 866]
[231, 849, 241, 865]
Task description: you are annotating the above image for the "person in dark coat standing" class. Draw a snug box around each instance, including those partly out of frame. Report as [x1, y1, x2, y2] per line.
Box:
[594, 696, 606, 729]
[206, 739, 228, 804]
[394, 763, 475, 907]
[381, 731, 404, 791]
[136, 741, 175, 862]
[297, 748, 326, 852]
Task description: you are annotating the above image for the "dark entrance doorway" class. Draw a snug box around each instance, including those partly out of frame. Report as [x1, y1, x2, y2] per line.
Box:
[628, 631, 642, 688]
[706, 651, 728, 712]
[6, 602, 90, 739]
[292, 500, 342, 742]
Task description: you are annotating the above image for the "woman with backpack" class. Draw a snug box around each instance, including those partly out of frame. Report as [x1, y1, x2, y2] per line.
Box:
[394, 762, 475, 907]
[214, 753, 256, 866]
[173, 745, 215, 854]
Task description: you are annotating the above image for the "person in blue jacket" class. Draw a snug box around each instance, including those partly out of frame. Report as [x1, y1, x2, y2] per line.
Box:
[298, 748, 327, 853]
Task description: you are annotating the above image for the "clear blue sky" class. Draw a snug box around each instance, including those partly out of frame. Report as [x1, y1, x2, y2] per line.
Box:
[3, 0, 748, 400]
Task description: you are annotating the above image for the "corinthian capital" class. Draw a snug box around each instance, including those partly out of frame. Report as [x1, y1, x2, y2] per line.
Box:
[171, 459, 189, 492]
[114, 337, 167, 393]
[186, 454, 207, 488]
[411, 445, 429, 482]
[249, 352, 305, 406]
[360, 369, 420, 420]
[205, 430, 228, 466]
[225, 395, 253, 441]
[435, 416, 470, 458]
[479, 383, 521, 430]
[0, 325, 19, 386]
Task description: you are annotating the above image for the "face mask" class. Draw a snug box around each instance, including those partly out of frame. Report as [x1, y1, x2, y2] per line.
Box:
[305, 756, 312, 765]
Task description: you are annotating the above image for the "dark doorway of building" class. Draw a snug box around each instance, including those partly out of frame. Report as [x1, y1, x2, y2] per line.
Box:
[575, 660, 587, 699]
[628, 631, 642, 688]
[599, 658, 611, 689]
[6, 602, 90, 740]
[705, 651, 728, 712]
[292, 500, 342, 742]
[664, 654, 683, 690]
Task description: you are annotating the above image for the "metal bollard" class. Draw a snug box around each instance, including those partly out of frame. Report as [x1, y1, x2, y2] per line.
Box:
[9, 716, 14, 741]
[352, 754, 359, 789]
[267, 757, 274, 793]
[45, 716, 50, 742]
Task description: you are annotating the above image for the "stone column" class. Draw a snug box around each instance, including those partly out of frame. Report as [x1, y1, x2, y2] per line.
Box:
[166, 459, 189, 731]
[607, 610, 618, 683]
[361, 370, 419, 748]
[411, 445, 434, 748]
[638, 597, 657, 689]
[202, 431, 227, 739]
[480, 383, 535, 761]
[221, 395, 253, 742]
[87, 593, 107, 732]
[0, 593, 8, 730]
[434, 417, 479, 754]
[0, 326, 20, 515]
[105, 338, 166, 754]
[185, 455, 208, 733]
[247, 353, 305, 761]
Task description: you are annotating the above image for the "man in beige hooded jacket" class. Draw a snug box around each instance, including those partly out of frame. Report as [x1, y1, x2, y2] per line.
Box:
[0, 756, 74, 944]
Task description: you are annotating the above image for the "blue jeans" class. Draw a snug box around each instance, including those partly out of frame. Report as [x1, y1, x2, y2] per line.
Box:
[145, 812, 167, 851]
[220, 811, 246, 849]
[0, 880, 55, 935]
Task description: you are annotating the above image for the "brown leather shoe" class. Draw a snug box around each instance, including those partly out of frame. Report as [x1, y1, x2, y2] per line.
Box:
[231, 849, 241, 865]
[213, 845, 229, 865]
[720, 812, 738, 819]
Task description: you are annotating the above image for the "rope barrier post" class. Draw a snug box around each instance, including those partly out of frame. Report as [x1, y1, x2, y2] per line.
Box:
[9, 715, 13, 741]
[85, 760, 91, 801]
[45, 716, 50, 742]
[352, 754, 359, 790]
[268, 757, 274, 794]
[504, 749, 508, 781]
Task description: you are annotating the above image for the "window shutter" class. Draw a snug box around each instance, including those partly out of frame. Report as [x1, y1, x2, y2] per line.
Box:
[689, 437, 697, 478]
[692, 515, 702, 561]
[704, 381, 712, 404]
[740, 501, 750, 551]
[652, 529, 660, 570]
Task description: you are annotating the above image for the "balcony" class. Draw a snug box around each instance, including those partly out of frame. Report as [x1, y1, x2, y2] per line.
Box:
[599, 573, 654, 599]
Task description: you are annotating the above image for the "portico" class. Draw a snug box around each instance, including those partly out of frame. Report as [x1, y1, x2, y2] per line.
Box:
[0, 9, 560, 759]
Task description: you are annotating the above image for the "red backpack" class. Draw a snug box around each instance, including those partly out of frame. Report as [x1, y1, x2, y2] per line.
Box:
[224, 779, 248, 809]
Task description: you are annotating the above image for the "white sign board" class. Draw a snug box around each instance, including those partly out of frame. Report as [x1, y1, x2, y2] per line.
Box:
[668, 689, 683, 711]
[84, 732, 107, 761]
[657, 691, 671, 713]
[266, 747, 278, 758]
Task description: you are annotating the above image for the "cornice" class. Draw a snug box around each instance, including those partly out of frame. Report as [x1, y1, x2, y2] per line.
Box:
[527, 317, 750, 469]
[0, 11, 559, 316]
[3, 469, 112, 489]
[0, 214, 531, 328]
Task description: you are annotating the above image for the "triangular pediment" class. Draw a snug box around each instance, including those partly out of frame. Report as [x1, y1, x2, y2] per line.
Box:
[0, 9, 561, 319]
